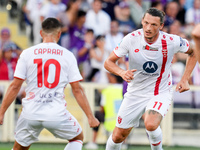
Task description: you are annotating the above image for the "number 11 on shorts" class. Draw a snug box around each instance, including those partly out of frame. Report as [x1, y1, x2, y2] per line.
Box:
[153, 101, 163, 110]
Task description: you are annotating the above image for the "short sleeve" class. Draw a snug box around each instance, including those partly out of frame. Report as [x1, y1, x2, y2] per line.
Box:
[113, 34, 130, 57]
[173, 35, 190, 53]
[68, 54, 83, 83]
[14, 51, 27, 80]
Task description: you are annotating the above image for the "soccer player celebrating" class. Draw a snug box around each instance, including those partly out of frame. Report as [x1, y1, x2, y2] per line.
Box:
[0, 18, 99, 150]
[104, 8, 196, 150]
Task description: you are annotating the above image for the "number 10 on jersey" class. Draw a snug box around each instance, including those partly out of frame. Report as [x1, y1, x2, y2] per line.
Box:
[34, 59, 61, 89]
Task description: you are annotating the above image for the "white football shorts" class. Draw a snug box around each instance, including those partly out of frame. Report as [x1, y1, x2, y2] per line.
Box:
[14, 113, 82, 147]
[116, 92, 172, 129]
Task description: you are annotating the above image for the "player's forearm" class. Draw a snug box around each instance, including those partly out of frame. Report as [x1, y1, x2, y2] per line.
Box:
[181, 52, 197, 81]
[0, 82, 21, 115]
[104, 58, 125, 77]
[72, 87, 94, 119]
[192, 38, 200, 63]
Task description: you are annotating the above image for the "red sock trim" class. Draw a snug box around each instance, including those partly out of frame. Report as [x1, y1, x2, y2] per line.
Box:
[69, 140, 83, 145]
[152, 141, 161, 146]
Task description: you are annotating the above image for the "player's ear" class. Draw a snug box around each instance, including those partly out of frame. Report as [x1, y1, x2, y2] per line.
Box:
[159, 23, 164, 30]
[40, 30, 43, 38]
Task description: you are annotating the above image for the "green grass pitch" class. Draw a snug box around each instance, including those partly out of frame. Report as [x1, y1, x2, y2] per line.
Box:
[0, 143, 200, 150]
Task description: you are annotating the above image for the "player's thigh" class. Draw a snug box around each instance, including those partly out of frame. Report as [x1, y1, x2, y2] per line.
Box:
[15, 116, 43, 147]
[116, 96, 148, 129]
[43, 114, 82, 140]
[145, 92, 172, 118]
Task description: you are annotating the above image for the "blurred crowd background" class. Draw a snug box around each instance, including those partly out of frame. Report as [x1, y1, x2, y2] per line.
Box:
[0, 1, 200, 148]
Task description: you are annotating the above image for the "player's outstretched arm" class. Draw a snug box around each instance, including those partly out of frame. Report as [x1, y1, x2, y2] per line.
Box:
[70, 81, 100, 128]
[0, 78, 24, 125]
[192, 24, 200, 63]
[176, 48, 197, 93]
[104, 52, 136, 83]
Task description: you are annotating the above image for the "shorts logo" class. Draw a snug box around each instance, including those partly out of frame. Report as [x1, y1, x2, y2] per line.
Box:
[118, 116, 122, 124]
[143, 61, 158, 73]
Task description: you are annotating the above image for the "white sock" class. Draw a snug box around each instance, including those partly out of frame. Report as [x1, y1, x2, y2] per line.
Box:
[146, 126, 162, 150]
[106, 134, 122, 150]
[64, 140, 83, 150]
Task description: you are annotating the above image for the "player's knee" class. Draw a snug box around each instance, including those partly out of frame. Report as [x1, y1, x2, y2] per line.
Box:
[69, 131, 84, 142]
[112, 132, 126, 143]
[145, 121, 158, 131]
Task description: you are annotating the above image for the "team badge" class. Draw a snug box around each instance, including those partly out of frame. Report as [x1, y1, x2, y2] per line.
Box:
[118, 116, 122, 124]
[134, 49, 139, 53]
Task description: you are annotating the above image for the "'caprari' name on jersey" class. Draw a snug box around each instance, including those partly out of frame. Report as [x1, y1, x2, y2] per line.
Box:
[34, 48, 63, 56]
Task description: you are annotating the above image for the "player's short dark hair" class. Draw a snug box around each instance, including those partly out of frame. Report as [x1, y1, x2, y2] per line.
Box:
[42, 18, 62, 33]
[144, 8, 165, 24]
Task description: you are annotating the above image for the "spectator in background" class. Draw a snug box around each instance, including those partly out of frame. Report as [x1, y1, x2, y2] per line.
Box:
[78, 29, 95, 80]
[69, 10, 87, 58]
[151, 1, 163, 11]
[185, 0, 200, 26]
[87, 35, 105, 81]
[105, 20, 123, 55]
[85, 0, 111, 36]
[164, 1, 179, 27]
[101, 0, 120, 20]
[25, 0, 45, 45]
[129, 0, 150, 28]
[57, 0, 82, 49]
[40, 0, 66, 21]
[115, 1, 136, 35]
[176, 0, 187, 25]
[0, 43, 18, 81]
[0, 28, 21, 58]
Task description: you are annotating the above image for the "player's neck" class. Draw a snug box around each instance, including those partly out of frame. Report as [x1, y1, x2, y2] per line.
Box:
[42, 37, 57, 43]
[144, 33, 159, 44]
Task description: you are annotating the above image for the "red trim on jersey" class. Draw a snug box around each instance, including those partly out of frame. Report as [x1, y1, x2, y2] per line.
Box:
[69, 79, 83, 84]
[69, 140, 83, 145]
[152, 141, 161, 146]
[14, 76, 25, 81]
[154, 39, 168, 95]
[113, 51, 120, 58]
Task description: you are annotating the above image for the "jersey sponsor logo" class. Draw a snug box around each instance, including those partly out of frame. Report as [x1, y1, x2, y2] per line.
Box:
[118, 116, 122, 124]
[143, 45, 158, 51]
[143, 61, 158, 73]
[40, 92, 62, 99]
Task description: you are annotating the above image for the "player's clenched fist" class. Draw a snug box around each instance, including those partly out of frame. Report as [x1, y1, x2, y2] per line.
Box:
[88, 117, 100, 128]
[119, 69, 137, 83]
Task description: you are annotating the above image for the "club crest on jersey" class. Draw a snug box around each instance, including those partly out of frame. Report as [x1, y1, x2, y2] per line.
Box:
[118, 116, 122, 124]
[143, 61, 158, 73]
[143, 45, 158, 51]
[27, 92, 35, 100]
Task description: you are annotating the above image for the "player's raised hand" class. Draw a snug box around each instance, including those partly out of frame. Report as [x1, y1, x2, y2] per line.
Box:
[119, 69, 137, 83]
[175, 80, 190, 93]
[88, 116, 100, 128]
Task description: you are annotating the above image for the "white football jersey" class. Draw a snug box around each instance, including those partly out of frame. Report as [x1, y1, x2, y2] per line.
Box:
[113, 29, 189, 97]
[14, 43, 83, 121]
